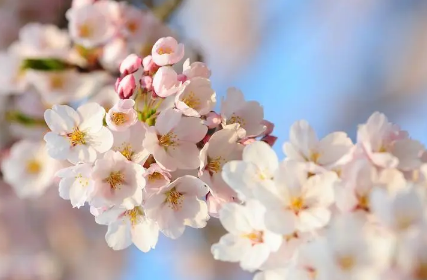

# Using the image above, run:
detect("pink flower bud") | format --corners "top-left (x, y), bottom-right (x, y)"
top-left (116, 75), bottom-right (136, 99)
top-left (143, 55), bottom-right (159, 73)
top-left (106, 99), bottom-right (137, 131)
top-left (261, 120), bottom-right (275, 136)
top-left (119, 54), bottom-right (142, 75)
top-left (140, 75), bottom-right (153, 91)
top-left (152, 37), bottom-right (184, 66)
top-left (177, 74), bottom-right (187, 83)
top-left (262, 135), bottom-right (278, 147)
top-left (204, 112), bottom-right (221, 129)
top-left (152, 66), bottom-right (180, 97)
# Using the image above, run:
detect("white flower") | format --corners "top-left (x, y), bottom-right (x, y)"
top-left (91, 151), bottom-right (146, 209)
top-left (211, 200), bottom-right (282, 272)
top-left (66, 1), bottom-right (117, 48)
top-left (199, 124), bottom-right (243, 209)
top-left (357, 112), bottom-right (424, 170)
top-left (221, 87), bottom-right (265, 137)
top-left (44, 103), bottom-right (113, 164)
top-left (182, 59), bottom-right (211, 79)
top-left (144, 163), bottom-right (171, 196)
top-left (0, 48), bottom-right (27, 94)
top-left (95, 205), bottom-right (159, 252)
top-left (175, 77), bottom-right (216, 117)
top-left (143, 108), bottom-right (207, 171)
top-left (106, 99), bottom-right (137, 131)
top-left (1, 140), bottom-right (57, 198)
top-left (56, 163), bottom-right (95, 208)
top-left (111, 121), bottom-right (149, 164)
top-left (151, 37), bottom-right (184, 66)
top-left (256, 161), bottom-right (337, 234)
top-left (144, 175), bottom-right (209, 239)
top-left (222, 141), bottom-right (278, 201)
top-left (152, 66), bottom-right (181, 97)
top-left (370, 186), bottom-right (426, 233)
top-left (283, 120), bottom-right (353, 173)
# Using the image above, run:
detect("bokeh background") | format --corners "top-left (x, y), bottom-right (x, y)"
top-left (1, 0), bottom-right (427, 279)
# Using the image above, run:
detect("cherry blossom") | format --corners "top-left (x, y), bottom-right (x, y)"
top-left (144, 163), bottom-right (171, 196)
top-left (175, 77), bottom-right (216, 117)
top-left (152, 66), bottom-right (181, 97)
top-left (144, 175), bottom-right (209, 239)
top-left (151, 37), bottom-right (184, 66)
top-left (143, 108), bottom-right (207, 171)
top-left (44, 103), bottom-right (113, 164)
top-left (110, 121), bottom-right (148, 164)
top-left (182, 59), bottom-right (211, 80)
top-left (106, 99), bottom-right (137, 131)
top-left (1, 140), bottom-right (57, 198)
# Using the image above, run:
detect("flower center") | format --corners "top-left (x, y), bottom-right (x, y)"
top-left (26, 159), bottom-right (41, 174)
top-left (357, 195), bottom-right (369, 211)
top-left (104, 171), bottom-right (125, 190)
top-left (242, 231), bottom-right (263, 245)
top-left (228, 114), bottom-right (246, 127)
top-left (337, 255), bottom-right (355, 271)
top-left (120, 144), bottom-right (134, 161)
top-left (148, 172), bottom-right (164, 182)
top-left (158, 132), bottom-right (178, 148)
top-left (414, 262), bottom-right (427, 280)
top-left (206, 156), bottom-right (223, 174)
top-left (378, 145), bottom-right (388, 153)
top-left (67, 128), bottom-right (86, 146)
top-left (283, 231), bottom-right (299, 242)
top-left (126, 21), bottom-right (138, 33)
top-left (290, 197), bottom-right (305, 213)
top-left (157, 46), bottom-right (173, 55)
top-left (79, 23), bottom-right (92, 38)
top-left (75, 173), bottom-right (90, 187)
top-left (395, 213), bottom-right (415, 230)
top-left (111, 112), bottom-right (129, 126)
top-left (182, 92), bottom-right (200, 109)
top-left (309, 151), bottom-right (321, 163)
top-left (124, 207), bottom-right (144, 226)
top-left (50, 75), bottom-right (65, 90)
top-left (165, 187), bottom-right (183, 210)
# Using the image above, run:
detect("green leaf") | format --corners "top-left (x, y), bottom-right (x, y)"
top-left (21, 58), bottom-right (71, 72)
top-left (6, 111), bottom-right (46, 127)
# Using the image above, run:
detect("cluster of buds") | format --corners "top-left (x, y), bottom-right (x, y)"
top-left (42, 36), bottom-right (276, 252)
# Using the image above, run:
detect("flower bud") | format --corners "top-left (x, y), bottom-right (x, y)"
top-left (116, 75), bottom-right (136, 99)
top-left (120, 54), bottom-right (142, 75)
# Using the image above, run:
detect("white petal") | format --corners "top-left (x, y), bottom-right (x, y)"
top-left (132, 219), bottom-right (159, 252)
top-left (155, 108), bottom-right (181, 135)
top-left (105, 221), bottom-right (133, 250)
top-left (90, 126), bottom-right (114, 153)
top-left (240, 244), bottom-right (271, 272)
top-left (77, 103), bottom-right (106, 132)
top-left (243, 141), bottom-right (279, 176)
top-left (211, 233), bottom-right (251, 262)
top-left (264, 209), bottom-right (296, 235)
top-left (219, 203), bottom-right (252, 235)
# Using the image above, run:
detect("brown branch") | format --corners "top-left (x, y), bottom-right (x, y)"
top-left (153, 0), bottom-right (185, 22)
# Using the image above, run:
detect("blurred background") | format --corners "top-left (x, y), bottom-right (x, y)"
top-left (0, 0), bottom-right (427, 279)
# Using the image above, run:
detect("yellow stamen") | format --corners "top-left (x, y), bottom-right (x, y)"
top-left (181, 92), bottom-right (200, 109)
top-left (337, 255), bottom-right (355, 271)
top-left (111, 112), bottom-right (128, 126)
top-left (357, 195), bottom-right (369, 211)
top-left (228, 114), bottom-right (246, 127)
top-left (309, 151), bottom-right (321, 163)
top-left (283, 231), bottom-right (299, 242)
top-left (120, 144), bottom-right (134, 161)
top-left (50, 75), bottom-right (65, 90)
top-left (378, 145), bottom-right (388, 153)
top-left (165, 187), bottom-right (183, 210)
top-left (159, 132), bottom-right (178, 148)
top-left (157, 46), bottom-right (173, 55)
top-left (75, 173), bottom-right (89, 187)
top-left (26, 159), bottom-right (41, 174)
top-left (103, 171), bottom-right (125, 190)
top-left (79, 23), bottom-right (92, 38)
top-left (207, 156), bottom-right (223, 174)
top-left (67, 128), bottom-right (86, 146)
top-left (242, 231), bottom-right (263, 245)
top-left (124, 207), bottom-right (144, 226)
top-left (127, 21), bottom-right (138, 33)
top-left (290, 197), bottom-right (305, 213)
top-left (148, 172), bottom-right (164, 182)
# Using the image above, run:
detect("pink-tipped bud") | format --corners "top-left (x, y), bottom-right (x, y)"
top-left (142, 55), bottom-right (159, 73)
top-left (204, 112), bottom-right (221, 129)
top-left (262, 135), bottom-right (278, 147)
top-left (116, 75), bottom-right (136, 99)
top-left (120, 54), bottom-right (142, 75)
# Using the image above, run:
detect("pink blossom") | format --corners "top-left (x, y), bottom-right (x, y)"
top-left (142, 55), bottom-right (158, 73)
top-left (144, 164), bottom-right (171, 196)
top-left (140, 76), bottom-right (153, 91)
top-left (119, 54), bottom-right (142, 75)
top-left (116, 75), bottom-right (136, 99)
top-left (183, 59), bottom-right (211, 79)
top-left (175, 78), bottom-right (216, 117)
top-left (152, 66), bottom-right (181, 97)
top-left (106, 99), bottom-right (137, 131)
top-left (151, 37), bottom-right (185, 66)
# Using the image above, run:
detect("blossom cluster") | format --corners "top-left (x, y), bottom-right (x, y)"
top-left (212, 113), bottom-right (427, 280)
top-left (41, 36), bottom-right (275, 252)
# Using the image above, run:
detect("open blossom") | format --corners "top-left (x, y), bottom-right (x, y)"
top-left (95, 205), bottom-right (159, 252)
top-left (152, 66), bottom-right (181, 97)
top-left (120, 5), bottom-right (149, 42)
top-left (221, 87), bottom-right (265, 137)
top-left (151, 37), bottom-right (184, 66)
top-left (222, 141), bottom-right (278, 201)
top-left (144, 164), bottom-right (171, 195)
top-left (357, 112), bottom-right (424, 170)
top-left (144, 175), bottom-right (209, 239)
top-left (257, 161), bottom-right (337, 234)
top-left (91, 151), bottom-right (146, 209)
top-left (175, 78), bottom-right (216, 117)
top-left (283, 120), bottom-right (353, 173)
top-left (67, 1), bottom-right (117, 48)
top-left (199, 125), bottom-right (243, 211)
top-left (111, 122), bottom-right (149, 164)
top-left (106, 99), bottom-right (137, 131)
top-left (44, 103), bottom-right (113, 164)
top-left (56, 163), bottom-right (95, 208)
top-left (211, 200), bottom-right (282, 272)
top-left (2, 140), bottom-right (57, 198)
top-left (182, 59), bottom-right (211, 80)
top-left (143, 108), bottom-right (207, 171)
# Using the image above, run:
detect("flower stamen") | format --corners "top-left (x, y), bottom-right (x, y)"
top-left (67, 128), bottom-right (86, 146)
top-left (26, 159), bottom-right (41, 174)
top-left (182, 92), bottom-right (200, 109)
top-left (104, 171), bottom-right (125, 190)
top-left (165, 187), bottom-right (183, 210)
